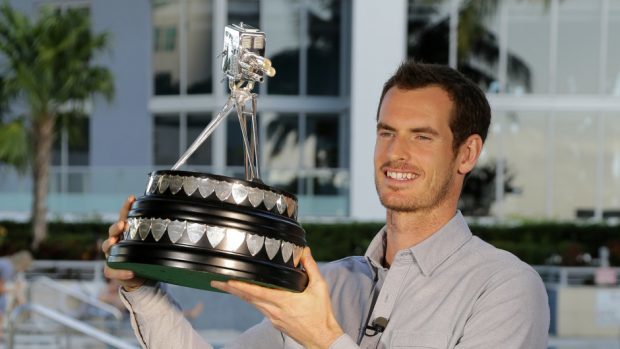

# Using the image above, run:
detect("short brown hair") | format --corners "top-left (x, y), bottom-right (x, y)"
top-left (377, 61), bottom-right (491, 152)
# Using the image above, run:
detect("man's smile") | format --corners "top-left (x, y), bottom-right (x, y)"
top-left (385, 170), bottom-right (419, 181)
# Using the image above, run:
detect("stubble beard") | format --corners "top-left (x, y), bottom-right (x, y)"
top-left (375, 172), bottom-right (453, 214)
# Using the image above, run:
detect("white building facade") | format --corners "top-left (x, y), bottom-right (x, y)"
top-left (0, 0), bottom-right (618, 223)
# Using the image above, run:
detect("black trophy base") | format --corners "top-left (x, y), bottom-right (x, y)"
top-left (107, 241), bottom-right (308, 293)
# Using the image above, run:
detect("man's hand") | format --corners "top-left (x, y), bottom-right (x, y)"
top-left (211, 247), bottom-right (344, 349)
top-left (101, 195), bottom-right (145, 292)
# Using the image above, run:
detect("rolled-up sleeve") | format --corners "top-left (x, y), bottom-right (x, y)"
top-left (120, 282), bottom-right (213, 349)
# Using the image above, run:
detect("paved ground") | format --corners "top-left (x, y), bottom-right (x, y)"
top-left (8, 279), bottom-right (620, 349)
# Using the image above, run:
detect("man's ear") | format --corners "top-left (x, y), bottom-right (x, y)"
top-left (457, 134), bottom-right (483, 175)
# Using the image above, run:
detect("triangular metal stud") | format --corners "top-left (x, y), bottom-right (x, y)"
top-left (281, 241), bottom-right (294, 263)
top-left (207, 226), bottom-right (226, 248)
top-left (138, 219), bottom-right (151, 240)
top-left (169, 175), bottom-right (183, 194)
top-left (276, 194), bottom-right (286, 214)
top-left (215, 181), bottom-right (232, 201)
top-left (246, 234), bottom-right (265, 256)
top-left (198, 178), bottom-right (215, 198)
top-left (151, 218), bottom-right (169, 241)
top-left (187, 222), bottom-right (206, 243)
top-left (224, 228), bottom-right (246, 251)
top-left (265, 237), bottom-right (280, 260)
top-left (264, 191), bottom-right (277, 210)
top-left (183, 176), bottom-right (199, 196)
top-left (158, 175), bottom-right (170, 194)
top-left (146, 175), bottom-right (159, 194)
top-left (129, 218), bottom-right (138, 239)
top-left (248, 187), bottom-right (264, 208)
top-left (167, 220), bottom-right (185, 243)
top-left (293, 245), bottom-right (304, 267)
top-left (231, 183), bottom-right (248, 204)
top-left (286, 197), bottom-right (296, 218)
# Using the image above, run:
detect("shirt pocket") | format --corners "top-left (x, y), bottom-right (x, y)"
top-left (390, 330), bottom-right (449, 348)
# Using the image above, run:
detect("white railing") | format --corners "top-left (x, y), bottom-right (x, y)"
top-left (34, 276), bottom-right (123, 320)
top-left (30, 260), bottom-right (105, 280)
top-left (0, 165), bottom-right (351, 221)
top-left (7, 303), bottom-right (137, 349)
top-left (534, 265), bottom-right (620, 286)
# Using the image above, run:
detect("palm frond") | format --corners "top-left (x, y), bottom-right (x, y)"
top-left (0, 117), bottom-right (29, 171)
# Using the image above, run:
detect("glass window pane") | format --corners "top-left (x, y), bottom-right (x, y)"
top-left (553, 112), bottom-right (597, 219)
top-left (506, 0), bottom-right (551, 94)
top-left (153, 0), bottom-right (180, 95)
top-left (307, 0), bottom-right (340, 96)
top-left (226, 117), bottom-right (245, 167)
top-left (482, 112), bottom-right (547, 218)
top-left (456, 0), bottom-right (502, 93)
top-left (51, 117), bottom-right (90, 166)
top-left (187, 0), bottom-right (213, 94)
top-left (304, 114), bottom-right (339, 168)
top-left (263, 0), bottom-right (300, 95)
top-left (608, 2), bottom-right (620, 95)
top-left (263, 112), bottom-right (299, 168)
top-left (154, 115), bottom-right (180, 165)
top-left (267, 169), bottom-right (299, 195)
top-left (407, 0), bottom-right (450, 66)
top-left (186, 113), bottom-right (212, 165)
top-left (228, 0), bottom-right (259, 27)
top-left (68, 117), bottom-right (90, 166)
top-left (604, 113), bottom-right (620, 215)
top-left (556, 0), bottom-right (601, 94)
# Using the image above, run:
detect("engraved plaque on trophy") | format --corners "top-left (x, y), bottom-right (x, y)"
top-left (107, 23), bottom-right (308, 292)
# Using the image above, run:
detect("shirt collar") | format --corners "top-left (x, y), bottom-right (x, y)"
top-left (365, 226), bottom-right (388, 274)
top-left (364, 211), bottom-right (472, 276)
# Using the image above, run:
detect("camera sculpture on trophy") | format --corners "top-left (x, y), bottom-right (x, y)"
top-left (107, 23), bottom-right (308, 292)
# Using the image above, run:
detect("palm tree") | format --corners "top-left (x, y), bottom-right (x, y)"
top-left (408, 0), bottom-right (532, 92)
top-left (0, 4), bottom-right (114, 249)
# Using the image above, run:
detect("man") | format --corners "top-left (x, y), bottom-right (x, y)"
top-left (0, 250), bottom-right (33, 340)
top-left (102, 61), bottom-right (549, 348)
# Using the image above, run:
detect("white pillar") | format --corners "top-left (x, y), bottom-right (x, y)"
top-left (349, 0), bottom-right (407, 221)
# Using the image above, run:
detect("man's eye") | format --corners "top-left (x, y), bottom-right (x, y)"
top-left (416, 135), bottom-right (432, 141)
top-left (379, 131), bottom-right (393, 138)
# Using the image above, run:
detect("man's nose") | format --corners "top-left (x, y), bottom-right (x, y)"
top-left (387, 136), bottom-right (410, 162)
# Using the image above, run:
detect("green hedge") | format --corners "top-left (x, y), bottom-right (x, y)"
top-left (0, 220), bottom-right (618, 265)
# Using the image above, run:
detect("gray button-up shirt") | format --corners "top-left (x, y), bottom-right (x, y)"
top-left (121, 212), bottom-right (549, 348)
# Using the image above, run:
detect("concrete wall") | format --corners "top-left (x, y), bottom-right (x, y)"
top-left (349, 0), bottom-right (407, 221)
top-left (90, 0), bottom-right (152, 167)
top-left (557, 286), bottom-right (620, 337)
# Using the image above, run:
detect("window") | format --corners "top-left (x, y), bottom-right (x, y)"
top-left (52, 114), bottom-right (90, 168)
top-left (154, 114), bottom-right (180, 166)
top-left (51, 116), bottom-right (90, 193)
top-left (187, 113), bottom-right (213, 165)
top-left (154, 26), bottom-right (177, 52)
top-left (153, 0), bottom-right (182, 95)
top-left (187, 0), bottom-right (214, 94)
top-left (151, 0), bottom-right (351, 217)
top-left (154, 114), bottom-right (213, 167)
top-left (408, 0), bottom-right (620, 220)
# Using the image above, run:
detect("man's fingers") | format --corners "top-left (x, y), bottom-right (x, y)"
top-left (103, 265), bottom-right (135, 280)
top-left (101, 237), bottom-right (118, 256)
top-left (108, 221), bottom-right (125, 238)
top-left (300, 247), bottom-right (321, 284)
top-left (118, 195), bottom-right (135, 222)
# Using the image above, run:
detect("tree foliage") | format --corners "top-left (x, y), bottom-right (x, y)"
top-left (0, 4), bottom-right (114, 249)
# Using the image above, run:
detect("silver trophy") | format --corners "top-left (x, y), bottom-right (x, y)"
top-left (173, 23), bottom-right (276, 181)
top-left (107, 23), bottom-right (308, 292)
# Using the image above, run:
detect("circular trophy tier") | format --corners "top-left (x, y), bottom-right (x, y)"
top-left (107, 170), bottom-right (308, 293)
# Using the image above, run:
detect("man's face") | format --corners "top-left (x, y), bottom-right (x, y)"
top-left (374, 86), bottom-right (460, 213)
